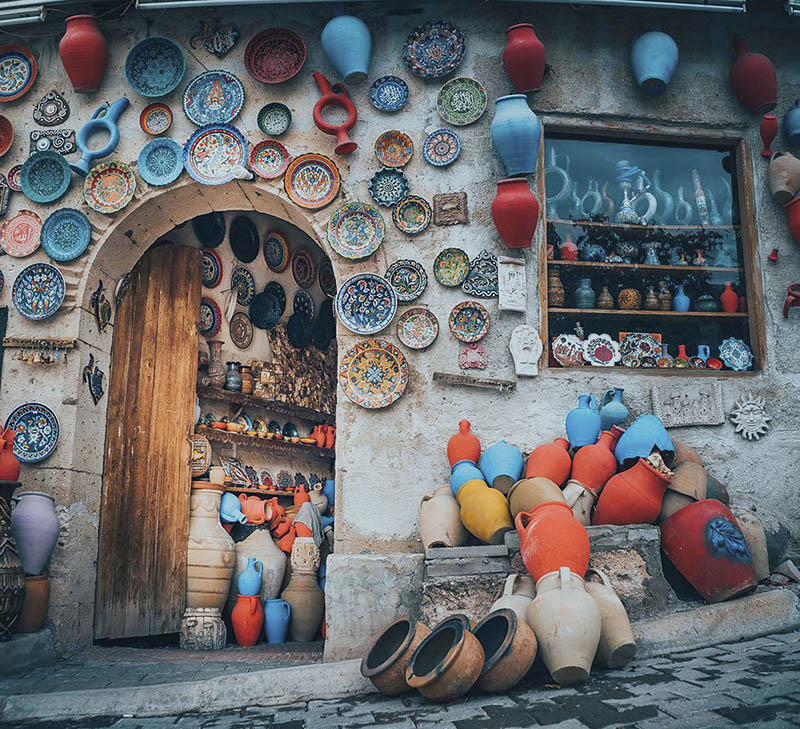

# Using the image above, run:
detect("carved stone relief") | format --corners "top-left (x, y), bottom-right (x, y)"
top-left (650, 383), bottom-right (725, 428)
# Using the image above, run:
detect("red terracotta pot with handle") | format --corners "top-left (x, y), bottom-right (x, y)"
top-left (447, 419), bottom-right (481, 467)
top-left (729, 35), bottom-right (777, 114)
top-left (571, 430), bottom-right (617, 492)
top-left (592, 457), bottom-right (670, 526)
top-left (502, 24), bottom-right (546, 93)
top-left (59, 15), bottom-right (108, 93)
top-left (525, 437), bottom-right (571, 486)
top-left (231, 594), bottom-right (264, 646)
top-left (491, 178), bottom-right (539, 249)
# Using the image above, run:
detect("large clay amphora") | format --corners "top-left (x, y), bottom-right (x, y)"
top-left (11, 492), bottom-right (59, 575)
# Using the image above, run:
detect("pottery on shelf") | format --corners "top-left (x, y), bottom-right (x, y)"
top-left (479, 441), bottom-right (524, 494)
top-left (473, 608), bottom-right (538, 692)
top-left (721, 282), bottom-right (738, 313)
top-left (321, 15), bottom-right (371, 84)
top-left (573, 277), bottom-right (595, 309)
top-left (219, 492), bottom-right (247, 524)
top-left (0, 481), bottom-right (25, 640)
top-left (447, 419), bottom-right (481, 467)
top-left (13, 574), bottom-right (50, 634)
top-left (231, 594), bottom-right (263, 646)
top-left (59, 15), bottom-right (108, 93)
top-left (490, 573), bottom-right (536, 625)
top-left (11, 492), bottom-right (59, 575)
top-left (361, 618), bottom-right (431, 696)
top-left (456, 480), bottom-right (513, 545)
top-left (525, 438), bottom-right (572, 487)
top-left (491, 178), bottom-right (539, 249)
top-left (630, 30), bottom-right (678, 96)
top-left (729, 36), bottom-right (776, 114)
top-left (547, 268), bottom-right (565, 307)
top-left (206, 340), bottom-right (225, 388)
top-left (490, 95), bottom-right (541, 177)
top-left (223, 361), bottom-right (242, 392)
top-left (264, 598), bottom-right (291, 644)
top-left (419, 486), bottom-right (468, 549)
top-left (584, 568), bottom-right (636, 669)
top-left (593, 456), bottom-right (671, 526)
top-left (507, 477), bottom-right (565, 519)
top-left (503, 24), bottom-right (546, 93)
top-left (596, 285), bottom-right (614, 309)
top-left (767, 152), bottom-right (800, 205)
top-left (566, 394), bottom-right (601, 449)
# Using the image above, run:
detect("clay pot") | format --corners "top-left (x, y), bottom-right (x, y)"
top-left (561, 479), bottom-right (597, 526)
top-left (786, 196), bottom-right (800, 245)
top-left (281, 571), bottom-right (324, 641)
top-left (309, 482), bottom-right (328, 513)
top-left (767, 152), bottom-right (800, 204)
top-left (293, 488), bottom-right (310, 506)
top-left (419, 486), bottom-right (468, 549)
top-left (361, 618), bottom-right (431, 696)
top-left (659, 490), bottom-right (695, 521)
top-left (617, 287), bottom-right (642, 310)
top-left (733, 509), bottom-right (770, 582)
top-left (526, 568), bottom-right (601, 685)
top-left (227, 525), bottom-right (286, 615)
top-left (720, 282), bottom-right (738, 313)
top-left (457, 480), bottom-right (513, 545)
top-left (473, 608), bottom-right (538, 692)
top-left (240, 366), bottom-right (254, 395)
top-left (479, 441), bottom-right (524, 493)
top-left (525, 438), bottom-right (572, 486)
top-left (570, 430), bottom-right (617, 492)
top-left (447, 419), bottom-right (481, 467)
top-left (706, 473), bottom-right (730, 505)
top-left (584, 568), bottom-right (635, 669)
top-left (11, 492), bottom-right (60, 576)
top-left (503, 24), bottom-right (545, 93)
top-left (547, 268), bottom-right (565, 307)
top-left (0, 430), bottom-right (20, 481)
top-left (515, 502), bottom-right (590, 581)
top-left (490, 574), bottom-right (536, 625)
top-left (59, 15), bottom-right (108, 93)
top-left (206, 340), bottom-right (226, 387)
top-left (507, 477), bottom-right (564, 519)
top-left (672, 440), bottom-right (703, 466)
top-left (13, 574), bottom-right (48, 634)
top-left (405, 614), bottom-right (485, 702)
top-left (325, 426), bottom-right (336, 450)
top-left (729, 36), bottom-right (777, 114)
top-left (238, 494), bottom-right (271, 525)
top-left (593, 457), bottom-right (670, 526)
top-left (670, 462), bottom-right (707, 500)
top-left (231, 594), bottom-right (264, 646)
top-left (491, 178), bottom-right (539, 249)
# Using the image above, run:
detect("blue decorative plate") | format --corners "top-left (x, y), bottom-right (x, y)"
top-left (0, 45), bottom-right (37, 102)
top-left (12, 262), bottom-right (65, 320)
top-left (20, 151), bottom-right (71, 204)
top-left (137, 137), bottom-right (183, 186)
top-left (719, 337), bottom-right (753, 371)
top-left (4, 402), bottom-right (59, 463)
top-left (263, 231), bottom-right (289, 272)
top-left (40, 208), bottom-right (91, 262)
top-left (335, 272), bottom-right (397, 335)
top-left (183, 124), bottom-right (247, 186)
top-left (201, 249), bottom-right (223, 288)
top-left (402, 20), bottom-right (466, 79)
top-left (369, 76), bottom-right (409, 112)
top-left (231, 266), bottom-right (255, 305)
top-left (183, 70), bottom-right (244, 126)
top-left (423, 128), bottom-right (461, 167)
top-left (368, 168), bottom-right (409, 207)
top-left (125, 37), bottom-right (186, 98)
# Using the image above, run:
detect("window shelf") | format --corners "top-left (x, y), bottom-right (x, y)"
top-left (548, 260), bottom-right (743, 274)
top-left (549, 218), bottom-right (740, 232)
top-left (549, 308), bottom-right (748, 318)
top-left (196, 386), bottom-right (334, 425)
top-left (197, 425), bottom-right (335, 460)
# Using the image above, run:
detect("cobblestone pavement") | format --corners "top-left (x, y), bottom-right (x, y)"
top-left (9, 630), bottom-right (800, 729)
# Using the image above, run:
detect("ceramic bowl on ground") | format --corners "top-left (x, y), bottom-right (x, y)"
top-left (257, 103), bottom-right (292, 136)
top-left (125, 37), bottom-right (186, 97)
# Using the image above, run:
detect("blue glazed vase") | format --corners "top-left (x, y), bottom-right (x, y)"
top-left (630, 30), bottom-right (678, 97)
top-left (220, 492), bottom-right (247, 524)
top-left (783, 99), bottom-right (800, 148)
top-left (322, 478), bottom-right (335, 508)
top-left (264, 598), bottom-right (291, 644)
top-left (614, 414), bottom-right (674, 466)
top-left (490, 94), bottom-right (541, 177)
top-left (565, 394), bottom-right (601, 449)
top-left (237, 557), bottom-right (263, 596)
top-left (574, 277), bottom-right (596, 309)
top-left (672, 284), bottom-right (690, 312)
top-left (321, 15), bottom-right (371, 84)
top-left (478, 441), bottom-right (524, 493)
top-left (450, 459), bottom-right (486, 496)
top-left (600, 388), bottom-right (628, 430)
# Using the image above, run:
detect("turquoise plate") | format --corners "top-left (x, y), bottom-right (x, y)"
top-left (20, 151), bottom-right (70, 204)
top-left (137, 137), bottom-right (183, 186)
top-left (40, 208), bottom-right (91, 262)
top-left (125, 37), bottom-right (186, 97)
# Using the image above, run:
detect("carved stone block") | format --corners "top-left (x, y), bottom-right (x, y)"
top-left (179, 607), bottom-right (226, 650)
top-left (433, 192), bottom-right (468, 226)
top-left (651, 382), bottom-right (724, 428)
top-left (498, 255), bottom-right (526, 312)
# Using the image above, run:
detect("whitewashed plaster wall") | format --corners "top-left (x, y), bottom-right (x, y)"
top-left (0, 0), bottom-right (797, 652)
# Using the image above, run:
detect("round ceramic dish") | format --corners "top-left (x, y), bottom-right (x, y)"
top-left (449, 300), bottom-right (490, 343)
top-left (1, 210), bottom-right (42, 257)
top-left (369, 76), bottom-right (409, 112)
top-left (249, 139), bottom-right (291, 180)
top-left (385, 259), bottom-right (427, 301)
top-left (374, 130), bottom-right (414, 168)
top-left (338, 338), bottom-right (408, 409)
top-left (229, 311), bottom-right (254, 349)
top-left (327, 201), bottom-right (385, 260)
top-left (318, 261), bottom-right (336, 297)
top-left (434, 247), bottom-right (470, 287)
top-left (199, 296), bottom-right (222, 337)
top-left (249, 291), bottom-right (281, 330)
top-left (393, 195), bottom-right (432, 235)
top-left (719, 337), bottom-right (753, 371)
top-left (182, 69), bottom-right (245, 125)
top-left (192, 211), bottom-right (225, 248)
top-left (294, 290), bottom-right (315, 320)
top-left (137, 137), bottom-right (183, 186)
top-left (402, 21), bottom-right (465, 79)
top-left (436, 77), bottom-right (487, 126)
top-left (257, 103), bottom-right (292, 136)
top-left (32, 91), bottom-right (69, 126)
top-left (83, 160), bottom-right (137, 214)
top-left (140, 103), bottom-right (173, 135)
top-left (20, 151), bottom-right (71, 204)
top-left (263, 231), bottom-right (290, 272)
top-left (368, 168), bottom-right (409, 207)
top-left (265, 281), bottom-right (286, 315)
top-left (201, 249), bottom-right (223, 288)
top-left (244, 28), bottom-right (306, 83)
top-left (12, 262), bottom-right (65, 320)
top-left (124, 37), bottom-right (185, 97)
top-left (291, 246), bottom-right (316, 289)
top-left (284, 153), bottom-right (340, 209)
top-left (397, 307), bottom-right (439, 349)
top-left (4, 402), bottom-right (59, 463)
top-left (183, 124), bottom-right (247, 186)
top-left (231, 266), bottom-right (255, 305)
top-left (0, 45), bottom-right (37, 102)
top-left (6, 164), bottom-right (22, 191)
top-left (335, 272), bottom-right (397, 335)
top-left (40, 208), bottom-right (91, 262)
top-left (0, 115), bottom-right (13, 156)
top-left (230, 216), bottom-right (259, 263)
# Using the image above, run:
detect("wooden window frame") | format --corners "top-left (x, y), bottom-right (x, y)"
top-left (536, 116), bottom-right (765, 377)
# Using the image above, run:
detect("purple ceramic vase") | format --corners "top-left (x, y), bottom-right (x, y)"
top-left (11, 492), bottom-right (59, 575)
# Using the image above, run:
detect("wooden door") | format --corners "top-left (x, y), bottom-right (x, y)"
top-left (95, 244), bottom-right (202, 639)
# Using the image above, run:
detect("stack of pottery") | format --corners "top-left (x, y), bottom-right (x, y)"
top-left (447, 419), bottom-right (481, 469)
top-left (418, 486), bottom-right (468, 549)
top-left (457, 479), bottom-right (514, 545)
top-left (525, 437), bottom-right (572, 486)
top-left (659, 461), bottom-right (706, 520)
top-left (593, 453), bottom-right (673, 526)
top-left (564, 430), bottom-right (618, 525)
top-left (507, 476), bottom-right (564, 519)
top-left (565, 395), bottom-right (601, 449)
top-left (281, 537), bottom-right (324, 641)
top-left (361, 618), bottom-right (431, 696)
top-left (613, 414), bottom-right (674, 467)
top-left (479, 441), bottom-right (524, 494)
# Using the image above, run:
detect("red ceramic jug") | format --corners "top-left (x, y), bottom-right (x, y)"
top-left (559, 235), bottom-right (578, 261)
top-left (239, 495), bottom-right (270, 525)
top-left (729, 36), bottom-right (777, 114)
top-left (231, 594), bottom-right (264, 646)
top-left (491, 178), bottom-right (539, 249)
top-left (720, 282), bottom-right (738, 314)
top-left (312, 425), bottom-right (326, 448)
top-left (502, 24), bottom-right (546, 93)
top-left (786, 196), bottom-right (800, 244)
top-left (571, 430), bottom-right (617, 492)
top-left (447, 420), bottom-right (481, 467)
top-left (59, 15), bottom-right (108, 93)
top-left (0, 429), bottom-right (20, 481)
top-left (312, 72), bottom-right (357, 155)
top-left (325, 426), bottom-right (336, 450)
top-left (783, 283), bottom-right (800, 318)
top-left (760, 114), bottom-right (778, 157)
top-left (525, 437), bottom-right (571, 487)
top-left (293, 487), bottom-right (310, 506)
top-left (592, 458), bottom-right (670, 526)
top-left (515, 502), bottom-right (590, 581)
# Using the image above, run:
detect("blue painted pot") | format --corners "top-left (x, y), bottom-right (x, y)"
top-left (321, 514), bottom-right (335, 530)
top-left (237, 557), bottom-right (263, 596)
top-left (490, 94), bottom-right (541, 177)
top-left (321, 15), bottom-right (371, 84)
top-left (565, 394), bottom-right (601, 449)
top-left (450, 459), bottom-right (486, 496)
top-left (630, 30), bottom-right (678, 97)
top-left (322, 478), bottom-right (335, 508)
top-left (673, 284), bottom-right (690, 312)
top-left (220, 492), bottom-right (247, 524)
top-left (478, 441), bottom-right (524, 494)
top-left (783, 99), bottom-right (800, 148)
top-left (615, 414), bottom-right (674, 466)
top-left (600, 388), bottom-right (628, 431)
top-left (264, 598), bottom-right (291, 644)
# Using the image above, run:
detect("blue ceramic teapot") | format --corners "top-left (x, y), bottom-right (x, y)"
top-left (566, 394), bottom-right (601, 449)
top-left (220, 492), bottom-right (247, 524)
top-left (237, 558), bottom-right (263, 596)
top-left (600, 388), bottom-right (628, 430)
top-left (614, 414), bottom-right (674, 466)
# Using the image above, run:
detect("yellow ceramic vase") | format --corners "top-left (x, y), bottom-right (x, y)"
top-left (456, 480), bottom-right (513, 545)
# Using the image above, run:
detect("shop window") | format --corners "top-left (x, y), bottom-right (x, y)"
top-left (542, 130), bottom-right (764, 373)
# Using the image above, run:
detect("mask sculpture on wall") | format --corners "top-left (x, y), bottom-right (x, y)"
top-left (730, 392), bottom-right (771, 441)
top-left (510, 325), bottom-right (543, 377)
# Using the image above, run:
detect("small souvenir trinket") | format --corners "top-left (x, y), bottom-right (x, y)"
top-left (730, 392), bottom-right (771, 441)
top-left (459, 342), bottom-right (487, 370)
top-left (82, 353), bottom-right (105, 405)
top-left (91, 280), bottom-right (112, 332)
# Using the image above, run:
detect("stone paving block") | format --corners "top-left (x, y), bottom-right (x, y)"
top-left (716, 701), bottom-right (800, 725)
top-left (670, 667), bottom-right (718, 684)
top-left (641, 709), bottom-right (735, 728)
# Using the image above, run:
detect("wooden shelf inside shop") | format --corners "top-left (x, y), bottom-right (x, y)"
top-left (548, 218), bottom-right (740, 232)
top-left (550, 366), bottom-right (756, 377)
top-left (196, 386), bottom-right (335, 425)
top-left (222, 485), bottom-right (294, 497)
top-left (547, 260), bottom-right (743, 274)
top-left (549, 308), bottom-right (748, 318)
top-left (197, 425), bottom-right (335, 460)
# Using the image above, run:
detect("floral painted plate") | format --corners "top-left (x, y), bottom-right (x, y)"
top-left (40, 208), bottom-right (91, 262)
top-left (249, 139), bottom-right (291, 180)
top-left (551, 333), bottom-right (585, 367)
top-left (1, 210), bottom-right (42, 257)
top-left (374, 130), bottom-right (413, 168)
top-left (422, 128), bottom-right (461, 167)
top-left (437, 77), bottom-right (487, 126)
top-left (393, 195), bottom-right (432, 235)
top-left (338, 338), bottom-right (409, 409)
top-left (294, 290), bottom-right (315, 320)
top-left (201, 249), bottom-right (223, 288)
top-left (326, 201), bottom-right (385, 260)
top-left (244, 28), bottom-right (306, 83)
top-left (291, 246), bottom-right (316, 289)
top-left (140, 102), bottom-right (173, 135)
top-left (137, 137), bottom-right (183, 186)
top-left (7, 164), bottom-right (22, 191)
top-left (12, 262), bottom-right (65, 320)
top-left (369, 76), bottom-right (409, 112)
top-left (184, 124), bottom-right (247, 186)
top-left (449, 300), bottom-right (490, 343)
top-left (433, 247), bottom-right (470, 286)
top-left (183, 70), bottom-right (244, 125)
top-left (257, 102), bottom-right (292, 136)
top-left (719, 337), bottom-right (753, 371)
top-left (368, 168), bottom-right (409, 207)
top-left (4, 403), bottom-right (59, 463)
top-left (385, 259), bottom-right (427, 301)
top-left (229, 311), bottom-right (254, 349)
top-left (231, 266), bottom-right (255, 305)
top-left (583, 333), bottom-right (622, 367)
top-left (402, 21), bottom-right (465, 79)
top-left (199, 296), bottom-right (222, 337)
top-left (20, 151), bottom-right (71, 204)
top-left (397, 307), bottom-right (438, 349)
top-left (318, 261), bottom-right (336, 297)
top-left (335, 272), bottom-right (397, 335)
top-left (284, 153), bottom-right (340, 209)
top-left (620, 332), bottom-right (662, 359)
top-left (263, 231), bottom-right (289, 272)
top-left (265, 281), bottom-right (286, 316)
top-left (125, 37), bottom-right (185, 97)
top-left (0, 46), bottom-right (37, 102)
top-left (461, 249), bottom-right (498, 298)
top-left (84, 161), bottom-right (137, 214)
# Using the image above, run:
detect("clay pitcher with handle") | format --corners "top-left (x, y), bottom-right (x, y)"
top-left (490, 573), bottom-right (536, 626)
top-left (418, 486), bottom-right (467, 549)
top-left (584, 568), bottom-right (636, 669)
top-left (767, 151), bottom-right (800, 204)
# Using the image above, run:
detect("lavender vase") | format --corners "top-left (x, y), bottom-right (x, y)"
top-left (11, 492), bottom-right (59, 575)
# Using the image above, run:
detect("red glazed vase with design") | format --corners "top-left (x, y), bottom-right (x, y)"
top-left (491, 179), bottom-right (539, 249)
top-left (720, 282), bottom-right (738, 313)
top-left (525, 438), bottom-right (571, 487)
top-left (571, 430), bottom-right (617, 493)
top-left (503, 24), bottom-right (546, 93)
top-left (231, 594), bottom-right (264, 646)
top-left (592, 458), bottom-right (670, 526)
top-left (729, 36), bottom-right (777, 115)
top-left (559, 235), bottom-right (578, 261)
top-left (447, 420), bottom-right (481, 467)
top-left (59, 15), bottom-right (108, 93)
top-left (760, 114), bottom-right (778, 157)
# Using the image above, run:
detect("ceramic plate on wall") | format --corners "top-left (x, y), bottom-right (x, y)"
top-left (393, 195), bottom-right (432, 235)
top-left (1, 210), bottom-right (42, 257)
top-left (125, 37), bottom-right (185, 97)
top-left (433, 247), bottom-right (470, 286)
top-left (183, 124), bottom-right (247, 186)
top-left (293, 290), bottom-right (314, 320)
top-left (436, 77), bottom-right (487, 126)
top-left (244, 28), bottom-right (306, 83)
top-left (192, 211), bottom-right (226, 248)
top-left (374, 130), bottom-right (414, 168)
top-left (422, 128), bottom-right (461, 167)
top-left (140, 103), bottom-right (173, 135)
top-left (249, 291), bottom-right (281, 330)
top-left (0, 45), bottom-right (37, 102)
top-left (7, 164), bottom-right (21, 191)
top-left (317, 261), bottom-right (336, 298)
top-left (335, 272), bottom-right (397, 335)
top-left (402, 21), bottom-right (465, 79)
top-left (291, 246), bottom-right (316, 289)
top-left (182, 70), bottom-right (245, 125)
top-left (83, 161), bottom-right (137, 214)
top-left (12, 262), bottom-right (65, 320)
top-left (199, 296), bottom-right (222, 337)
top-left (385, 259), bottom-right (427, 302)
top-left (201, 249), bottom-right (223, 288)
top-left (257, 103), bottom-right (292, 136)
top-left (551, 333), bottom-right (585, 367)
top-left (249, 139), bottom-right (291, 179)
top-left (4, 402), bottom-right (59, 463)
top-left (137, 137), bottom-right (183, 186)
top-left (338, 338), bottom-right (409, 409)
top-left (263, 231), bottom-right (289, 272)
top-left (369, 76), bottom-right (409, 112)
top-left (229, 215), bottom-right (259, 263)
top-left (719, 337), bottom-right (753, 371)
top-left (231, 266), bottom-right (255, 305)
top-left (449, 300), bottom-right (490, 343)
top-left (265, 281), bottom-right (286, 315)
top-left (20, 151), bottom-right (71, 204)
top-left (284, 153), bottom-right (340, 209)
top-left (583, 333), bottom-right (622, 367)
top-left (461, 249), bottom-right (498, 298)
top-left (397, 307), bottom-right (439, 349)
top-left (327, 201), bottom-right (385, 260)
top-left (368, 168), bottom-right (409, 207)
top-left (40, 208), bottom-right (91, 262)
top-left (229, 311), bottom-right (254, 349)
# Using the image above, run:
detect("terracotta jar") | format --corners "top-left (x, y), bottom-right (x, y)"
top-left (526, 568), bottom-right (601, 685)
top-left (457, 480), bottom-right (513, 545)
top-left (0, 429), bottom-right (20, 481)
top-left (13, 575), bottom-right (50, 633)
top-left (418, 486), bottom-right (468, 549)
top-left (720, 282), bottom-right (739, 314)
top-left (473, 608), bottom-right (538, 692)
top-left (492, 178), bottom-right (539, 249)
top-left (507, 477), bottom-right (564, 519)
top-left (670, 462), bottom-right (707, 500)
top-left (293, 487), bottom-right (310, 506)
top-left (660, 499), bottom-right (758, 603)
top-left (672, 439), bottom-right (703, 466)
top-left (706, 474), bottom-right (730, 505)
top-left (206, 340), bottom-right (226, 387)
top-left (186, 485), bottom-right (235, 611)
top-left (659, 490), bottom-right (695, 521)
top-left (525, 438), bottom-right (571, 486)
top-left (515, 502), bottom-right (590, 581)
top-left (733, 509), bottom-right (769, 582)
top-left (584, 568), bottom-right (635, 669)
top-left (729, 35), bottom-right (777, 114)
top-left (10, 492), bottom-right (60, 575)
top-left (238, 494), bottom-right (271, 525)
top-left (281, 571), bottom-right (324, 641)
top-left (227, 524), bottom-right (286, 615)
top-left (59, 15), bottom-right (108, 93)
top-left (405, 614), bottom-right (485, 702)
top-left (447, 419), bottom-right (481, 467)
top-left (361, 618), bottom-right (431, 696)
top-left (593, 457), bottom-right (670, 526)
top-left (503, 24), bottom-right (546, 93)
top-left (559, 235), bottom-right (578, 261)
top-left (0, 481), bottom-right (25, 639)
top-left (571, 430), bottom-right (617, 492)
top-left (231, 594), bottom-right (264, 646)
top-left (547, 268), bottom-right (565, 307)
top-left (768, 151), bottom-right (800, 204)
top-left (561, 479), bottom-right (597, 526)
top-left (490, 573), bottom-right (536, 625)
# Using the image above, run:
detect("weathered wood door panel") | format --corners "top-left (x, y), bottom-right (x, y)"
top-left (95, 244), bottom-right (202, 639)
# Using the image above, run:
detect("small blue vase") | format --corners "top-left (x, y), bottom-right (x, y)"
top-left (614, 414), bottom-right (674, 466)
top-left (220, 492), bottom-right (247, 524)
top-left (450, 459), bottom-right (485, 496)
top-left (491, 94), bottom-right (541, 176)
top-left (264, 598), bottom-right (291, 644)
top-left (600, 388), bottom-right (628, 430)
top-left (237, 558), bottom-right (263, 596)
top-left (566, 394), bottom-right (601, 449)
top-left (673, 284), bottom-right (690, 312)
top-left (574, 277), bottom-right (596, 309)
top-left (321, 15), bottom-right (371, 84)
top-left (783, 99), bottom-right (800, 149)
top-left (478, 441), bottom-right (524, 493)
top-left (322, 479), bottom-right (335, 508)
top-left (630, 30), bottom-right (678, 97)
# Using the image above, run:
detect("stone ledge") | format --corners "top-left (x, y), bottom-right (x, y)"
top-left (1, 630), bottom-right (57, 676)
top-left (425, 556), bottom-right (511, 578)
top-left (425, 545), bottom-right (509, 560)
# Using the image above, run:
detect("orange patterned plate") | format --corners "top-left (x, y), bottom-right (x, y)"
top-left (338, 338), bottom-right (408, 409)
top-left (284, 153), bottom-right (340, 210)
top-left (83, 160), bottom-right (137, 214)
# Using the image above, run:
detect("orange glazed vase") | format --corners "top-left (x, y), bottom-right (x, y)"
top-left (525, 437), bottom-right (572, 486)
top-left (515, 502), bottom-right (590, 581)
top-left (571, 430), bottom-right (617, 492)
top-left (447, 420), bottom-right (481, 466)
top-left (231, 594), bottom-right (264, 646)
top-left (593, 458), bottom-right (670, 526)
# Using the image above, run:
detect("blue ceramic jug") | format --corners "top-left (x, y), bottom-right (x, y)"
top-left (220, 492), bottom-right (247, 524)
top-left (237, 558), bottom-right (263, 596)
top-left (450, 459), bottom-right (485, 496)
top-left (630, 30), bottom-right (678, 97)
top-left (614, 414), bottom-right (674, 466)
top-left (491, 94), bottom-right (541, 177)
top-left (673, 284), bottom-right (690, 312)
top-left (478, 441), bottom-right (524, 493)
top-left (566, 394), bottom-right (601, 449)
top-left (783, 99), bottom-right (800, 149)
top-left (321, 15), bottom-right (371, 84)
top-left (600, 388), bottom-right (628, 430)
top-left (71, 97), bottom-right (130, 177)
top-left (574, 278), bottom-right (596, 308)
top-left (322, 478), bottom-right (335, 508)
top-left (264, 598), bottom-right (291, 644)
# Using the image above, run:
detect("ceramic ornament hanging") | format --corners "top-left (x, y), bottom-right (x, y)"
top-left (509, 325), bottom-right (542, 377)
top-left (730, 392), bottom-right (771, 441)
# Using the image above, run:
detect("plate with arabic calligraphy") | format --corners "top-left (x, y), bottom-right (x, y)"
top-left (374, 130), bottom-right (413, 168)
top-left (369, 76), bottom-right (409, 112)
top-left (244, 28), bottom-right (306, 83)
top-left (183, 70), bottom-right (244, 125)
top-left (0, 45), bottom-right (37, 102)
top-left (83, 161), bottom-right (137, 214)
top-left (385, 259), bottom-right (427, 301)
top-left (436, 77), bottom-right (487, 126)
top-left (184, 124), bottom-right (247, 186)
top-left (433, 247), bottom-right (470, 287)
top-left (12, 262), bottom-right (64, 321)
top-left (335, 272), bottom-right (397, 335)
top-left (1, 210), bottom-right (41, 257)
top-left (397, 307), bottom-right (438, 349)
top-left (327, 201), bottom-right (385, 260)
top-left (449, 300), bottom-right (490, 343)
top-left (339, 338), bottom-right (409, 409)
top-left (249, 139), bottom-right (291, 180)
top-left (284, 153), bottom-right (340, 209)
top-left (393, 195), bottom-right (432, 235)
